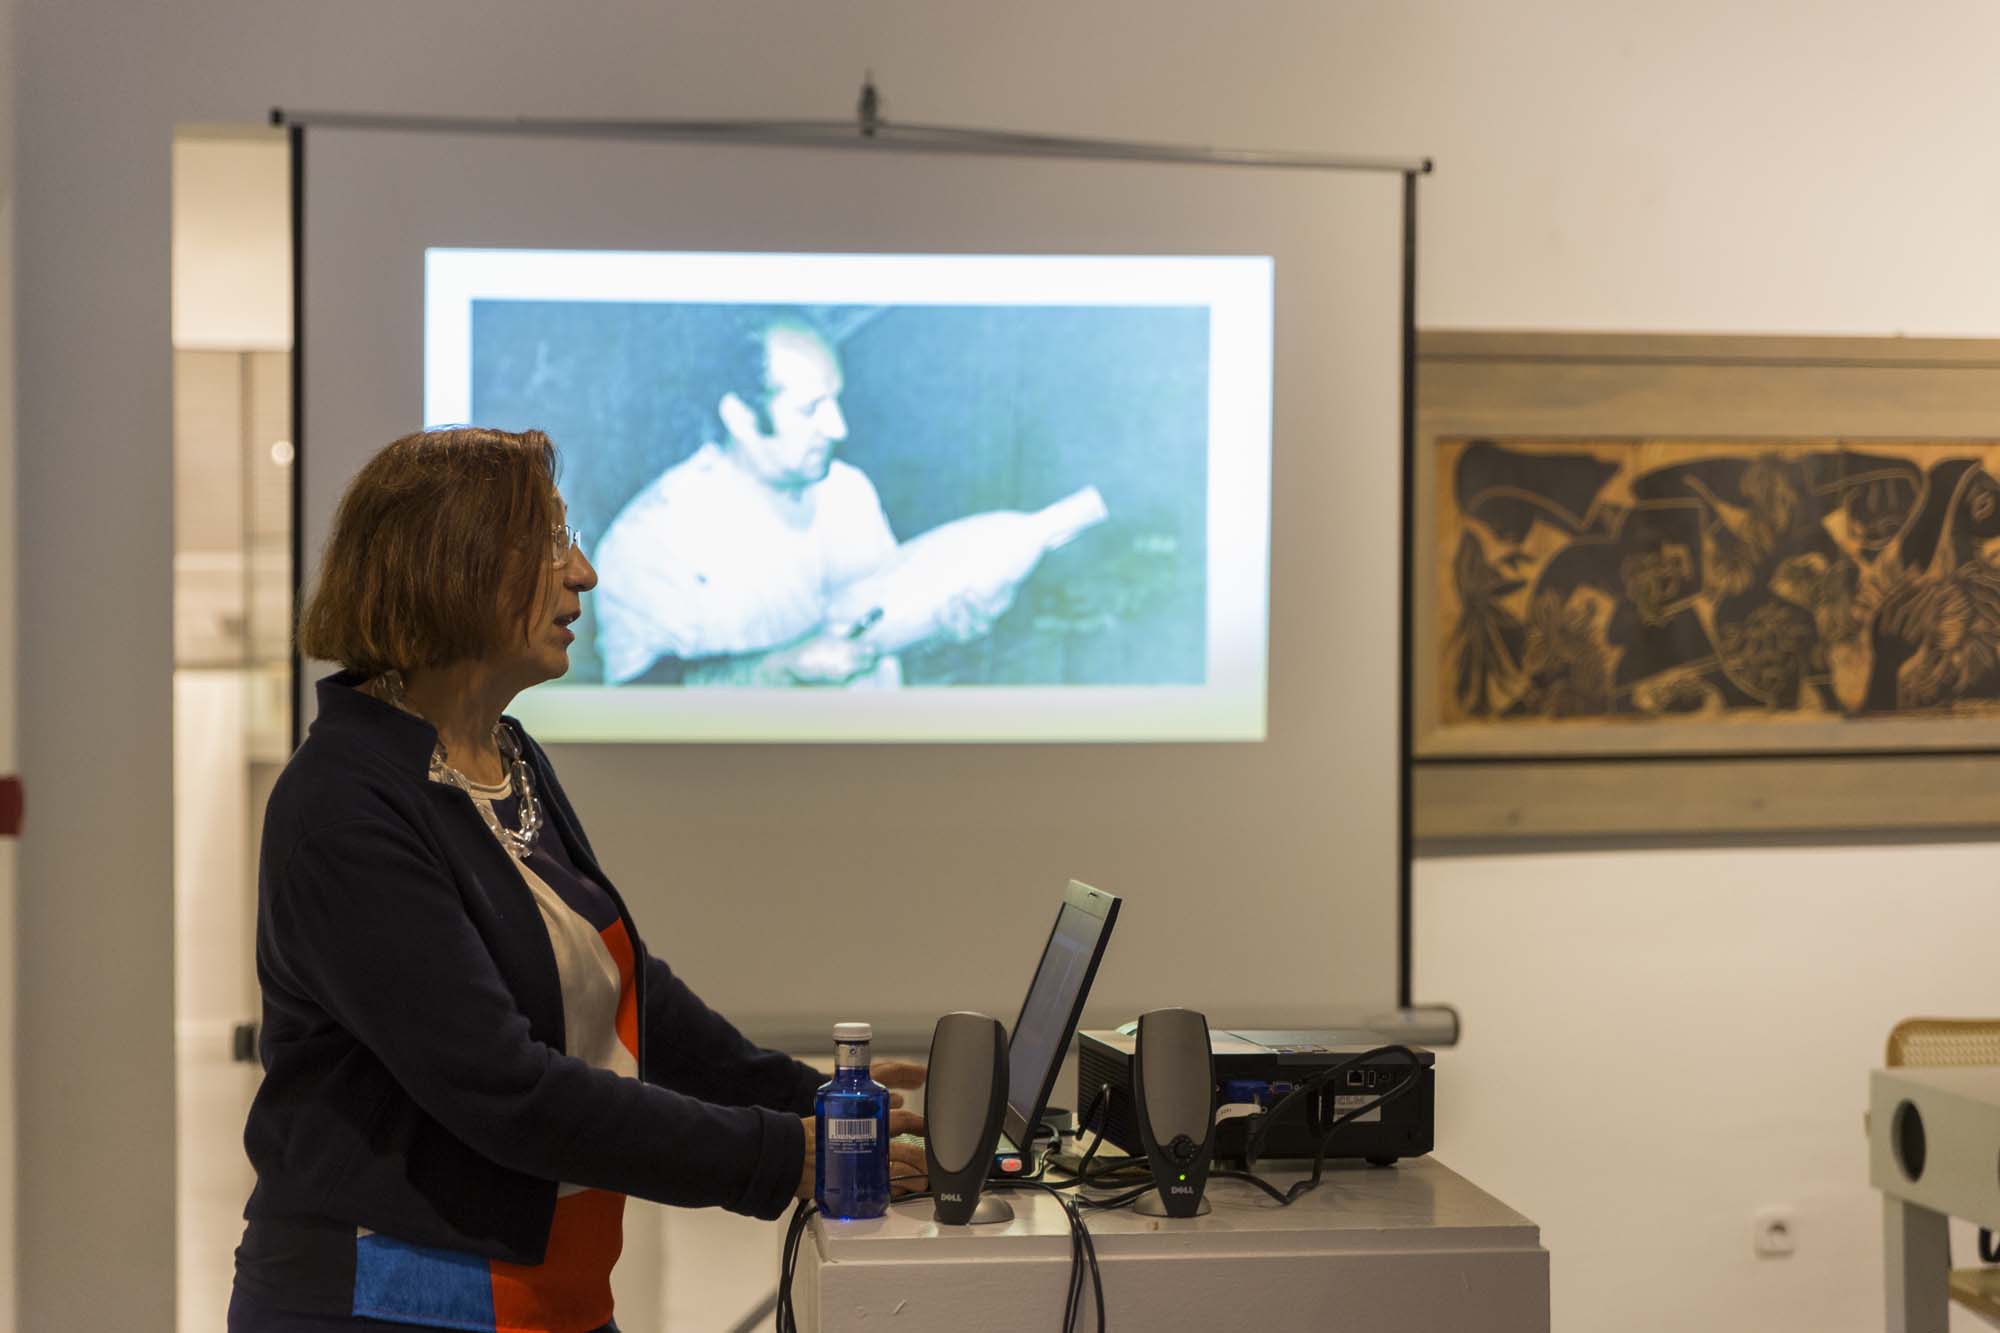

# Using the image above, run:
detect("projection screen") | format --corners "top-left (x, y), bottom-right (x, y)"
top-left (299, 124), bottom-right (1406, 1040)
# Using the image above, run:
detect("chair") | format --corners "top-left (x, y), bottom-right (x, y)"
top-left (1886, 1018), bottom-right (2000, 1325)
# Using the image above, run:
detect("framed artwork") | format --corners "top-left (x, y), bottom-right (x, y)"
top-left (1412, 333), bottom-right (2000, 840)
top-left (1436, 436), bottom-right (2000, 744)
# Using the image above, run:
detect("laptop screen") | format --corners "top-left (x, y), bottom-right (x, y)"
top-left (1003, 880), bottom-right (1121, 1152)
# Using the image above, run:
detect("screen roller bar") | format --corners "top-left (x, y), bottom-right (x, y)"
top-left (269, 107), bottom-right (1431, 176)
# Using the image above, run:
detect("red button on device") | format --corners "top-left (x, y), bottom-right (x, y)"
top-left (1000, 1157), bottom-right (1021, 1174)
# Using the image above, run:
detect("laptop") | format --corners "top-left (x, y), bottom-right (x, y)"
top-left (988, 879), bottom-right (1122, 1179)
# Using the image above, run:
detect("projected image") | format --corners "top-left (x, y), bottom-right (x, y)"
top-left (477, 301), bottom-right (1200, 689)
top-left (427, 251), bottom-right (1271, 741)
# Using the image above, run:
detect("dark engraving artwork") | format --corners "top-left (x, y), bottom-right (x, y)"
top-left (1438, 439), bottom-right (2000, 727)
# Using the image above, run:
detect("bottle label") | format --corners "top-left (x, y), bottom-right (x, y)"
top-left (827, 1118), bottom-right (879, 1150)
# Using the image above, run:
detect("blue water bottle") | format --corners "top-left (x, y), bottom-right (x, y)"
top-left (815, 1021), bottom-right (891, 1219)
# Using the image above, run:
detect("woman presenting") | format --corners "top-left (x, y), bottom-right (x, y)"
top-left (228, 427), bottom-right (926, 1333)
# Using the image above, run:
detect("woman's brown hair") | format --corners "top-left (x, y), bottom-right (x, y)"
top-left (298, 427), bottom-right (560, 674)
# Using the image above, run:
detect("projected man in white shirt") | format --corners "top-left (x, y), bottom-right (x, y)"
top-left (592, 318), bottom-right (916, 686)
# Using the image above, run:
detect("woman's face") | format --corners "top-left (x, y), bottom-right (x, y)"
top-left (500, 492), bottom-right (597, 688)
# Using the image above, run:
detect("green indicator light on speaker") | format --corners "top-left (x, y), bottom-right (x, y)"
top-left (1179, 1173), bottom-right (1186, 1181)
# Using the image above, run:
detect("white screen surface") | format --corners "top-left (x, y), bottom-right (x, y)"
top-left (423, 247), bottom-right (1272, 742)
top-left (302, 128), bottom-right (1403, 1033)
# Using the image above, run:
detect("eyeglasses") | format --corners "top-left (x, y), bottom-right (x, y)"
top-left (551, 522), bottom-right (581, 567)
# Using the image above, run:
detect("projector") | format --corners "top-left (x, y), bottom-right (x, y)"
top-left (1077, 1028), bottom-right (1436, 1167)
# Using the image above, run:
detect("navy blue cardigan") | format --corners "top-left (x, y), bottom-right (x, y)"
top-left (239, 673), bottom-right (822, 1268)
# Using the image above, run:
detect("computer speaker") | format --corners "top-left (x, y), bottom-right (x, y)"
top-left (924, 1011), bottom-right (1013, 1225)
top-left (1132, 1007), bottom-right (1215, 1217)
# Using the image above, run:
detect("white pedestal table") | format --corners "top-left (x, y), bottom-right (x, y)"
top-left (796, 1156), bottom-right (1549, 1332)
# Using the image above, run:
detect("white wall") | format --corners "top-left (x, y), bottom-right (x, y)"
top-left (171, 133), bottom-right (290, 352)
top-left (1407, 3), bottom-right (2000, 336)
top-left (1419, 845), bottom-right (2000, 1333)
top-left (171, 675), bottom-right (259, 1333)
top-left (15, 1), bottom-right (2000, 1328)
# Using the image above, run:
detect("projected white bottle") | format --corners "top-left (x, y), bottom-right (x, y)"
top-left (828, 485), bottom-right (1110, 653)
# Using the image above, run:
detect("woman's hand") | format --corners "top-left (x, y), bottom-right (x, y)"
top-left (873, 1059), bottom-right (928, 1110)
top-left (796, 1106), bottom-right (930, 1201)
top-left (796, 1115), bottom-right (815, 1201)
top-left (887, 1108), bottom-right (929, 1198)
top-left (877, 1061), bottom-right (931, 1196)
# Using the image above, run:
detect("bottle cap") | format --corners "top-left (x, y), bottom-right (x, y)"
top-left (832, 1022), bottom-right (873, 1042)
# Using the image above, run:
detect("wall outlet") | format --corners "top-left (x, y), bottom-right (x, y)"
top-left (1752, 1206), bottom-right (1798, 1258)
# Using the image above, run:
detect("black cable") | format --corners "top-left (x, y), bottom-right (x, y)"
top-left (1065, 1212), bottom-right (1082, 1333)
top-left (993, 1179), bottom-right (1103, 1333)
top-left (1063, 1189), bottom-right (1104, 1332)
top-left (1076, 1181), bottom-right (1156, 1212)
top-left (1072, 1082), bottom-right (1112, 1177)
top-left (1056, 1047), bottom-right (1428, 1216)
top-left (776, 1189), bottom-right (935, 1333)
top-left (1077, 1201), bottom-right (1104, 1329)
top-left (1209, 1167), bottom-right (1295, 1205)
top-left (774, 1198), bottom-right (816, 1333)
top-left (1024, 1183), bottom-right (1081, 1333)
top-left (1039, 1082), bottom-right (1150, 1192)
top-left (1066, 1199), bottom-right (1085, 1333)
top-left (780, 1051), bottom-right (1430, 1328)
top-left (1041, 1155), bottom-right (1152, 1191)
top-left (1242, 1044), bottom-right (1409, 1168)
top-left (1075, 1046), bottom-right (1431, 1215)
top-left (779, 1181), bottom-right (1103, 1332)
top-left (1228, 1044), bottom-right (1424, 1206)
top-left (998, 1182), bottom-right (1085, 1332)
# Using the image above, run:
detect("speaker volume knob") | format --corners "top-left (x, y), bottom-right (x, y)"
top-left (1169, 1133), bottom-right (1198, 1165)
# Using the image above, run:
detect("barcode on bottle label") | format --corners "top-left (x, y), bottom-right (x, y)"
top-left (828, 1118), bottom-right (878, 1145)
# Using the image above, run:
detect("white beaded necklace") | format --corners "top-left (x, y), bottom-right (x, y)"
top-left (371, 671), bottom-right (544, 858)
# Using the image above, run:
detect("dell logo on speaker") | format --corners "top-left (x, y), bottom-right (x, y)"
top-left (1170, 1185), bottom-right (1194, 1195)
top-left (940, 1192), bottom-right (964, 1202)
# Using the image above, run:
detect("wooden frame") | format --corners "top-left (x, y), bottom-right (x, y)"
top-left (1413, 331), bottom-right (2000, 841)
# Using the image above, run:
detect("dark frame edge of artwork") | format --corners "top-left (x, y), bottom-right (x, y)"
top-left (1411, 330), bottom-right (2000, 843)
